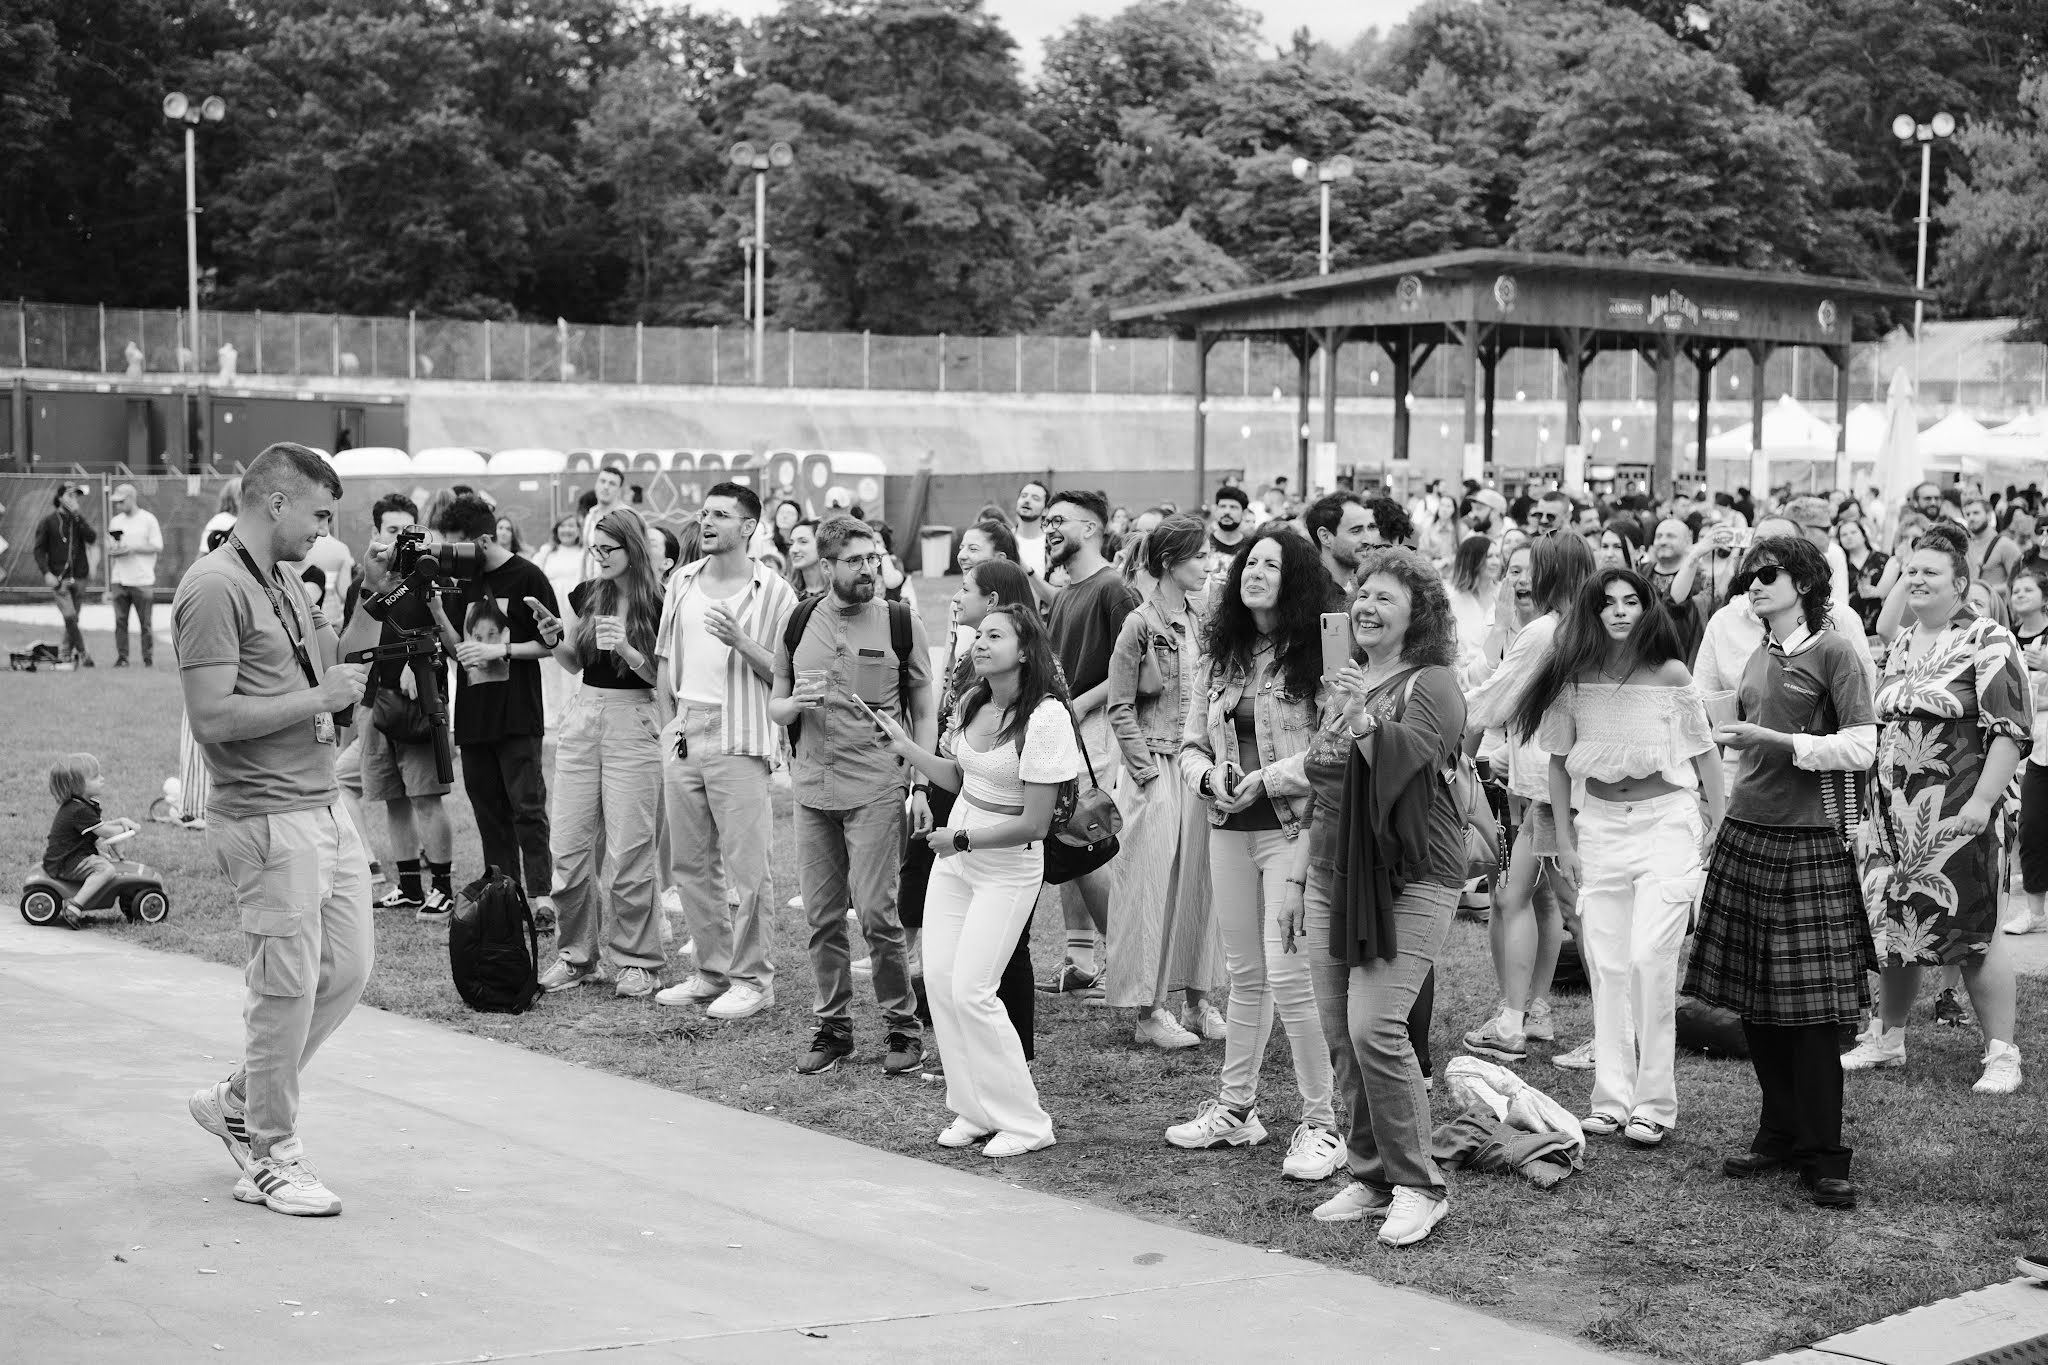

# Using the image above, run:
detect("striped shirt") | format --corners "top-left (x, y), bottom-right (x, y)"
top-left (655, 558), bottom-right (797, 758)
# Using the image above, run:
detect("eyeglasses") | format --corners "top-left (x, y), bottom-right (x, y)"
top-left (589, 543), bottom-right (623, 559)
top-left (832, 553), bottom-right (884, 568)
top-left (1527, 509), bottom-right (1562, 526)
top-left (1042, 515), bottom-right (1095, 531)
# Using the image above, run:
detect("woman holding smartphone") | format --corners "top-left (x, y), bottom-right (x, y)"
top-left (869, 605), bottom-right (1078, 1158)
top-left (527, 507), bottom-right (668, 999)
top-left (1167, 528), bottom-right (1340, 1182)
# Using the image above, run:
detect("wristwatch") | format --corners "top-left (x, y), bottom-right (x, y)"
top-left (952, 829), bottom-right (971, 853)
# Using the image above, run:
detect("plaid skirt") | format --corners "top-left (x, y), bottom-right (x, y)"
top-left (1684, 818), bottom-right (1877, 1028)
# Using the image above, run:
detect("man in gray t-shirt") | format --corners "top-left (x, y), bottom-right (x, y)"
top-left (174, 443), bottom-right (379, 1219)
top-left (770, 516), bottom-right (934, 1077)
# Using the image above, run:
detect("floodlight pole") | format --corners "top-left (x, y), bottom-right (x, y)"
top-left (753, 165), bottom-right (767, 385)
top-left (1894, 112), bottom-right (1953, 389)
top-left (183, 124), bottom-right (200, 367)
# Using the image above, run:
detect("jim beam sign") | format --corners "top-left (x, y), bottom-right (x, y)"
top-left (1608, 289), bottom-right (1741, 330)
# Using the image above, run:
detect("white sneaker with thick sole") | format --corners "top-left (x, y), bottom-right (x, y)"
top-left (1135, 1008), bottom-right (1201, 1050)
top-left (1523, 999), bottom-right (1556, 1042)
top-left (983, 1132), bottom-right (1056, 1158)
top-left (1840, 1027), bottom-right (1907, 1071)
top-left (1551, 1040), bottom-right (1596, 1071)
top-left (1462, 1012), bottom-right (1527, 1062)
top-left (936, 1117), bottom-right (993, 1148)
top-left (2004, 911), bottom-right (2048, 935)
top-left (655, 974), bottom-right (725, 1007)
top-left (188, 1080), bottom-right (251, 1171)
top-left (1378, 1187), bottom-right (1449, 1247)
top-left (538, 957), bottom-right (599, 992)
top-left (1165, 1099), bottom-right (1268, 1150)
top-left (1182, 1001), bottom-right (1227, 1042)
top-left (1975, 1042), bottom-right (2023, 1095)
top-left (233, 1137), bottom-right (341, 1217)
top-left (1312, 1181), bottom-right (1391, 1222)
top-left (1281, 1123), bottom-right (1345, 1181)
top-left (706, 982), bottom-right (773, 1020)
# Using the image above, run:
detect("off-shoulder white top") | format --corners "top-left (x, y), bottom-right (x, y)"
top-left (1537, 682), bottom-right (1715, 790)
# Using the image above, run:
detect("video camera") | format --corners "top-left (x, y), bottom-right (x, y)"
top-left (345, 530), bottom-right (486, 784)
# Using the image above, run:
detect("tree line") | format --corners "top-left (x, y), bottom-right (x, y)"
top-left (4, 0), bottom-right (2045, 337)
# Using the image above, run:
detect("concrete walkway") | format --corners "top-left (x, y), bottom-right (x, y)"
top-left (0, 914), bottom-right (1620, 1365)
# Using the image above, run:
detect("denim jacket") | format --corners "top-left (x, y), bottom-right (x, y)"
top-left (1106, 590), bottom-right (1200, 784)
top-left (1178, 641), bottom-right (1319, 835)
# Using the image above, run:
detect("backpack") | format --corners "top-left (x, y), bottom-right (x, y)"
top-left (782, 593), bottom-right (914, 747)
top-left (448, 868), bottom-right (542, 1014)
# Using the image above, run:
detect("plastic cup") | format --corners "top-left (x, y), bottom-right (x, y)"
top-left (1702, 689), bottom-right (1738, 729)
top-left (797, 668), bottom-right (830, 700)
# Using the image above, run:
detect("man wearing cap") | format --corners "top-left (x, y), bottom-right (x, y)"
top-left (107, 483), bottom-right (165, 668)
top-left (34, 483), bottom-right (98, 666)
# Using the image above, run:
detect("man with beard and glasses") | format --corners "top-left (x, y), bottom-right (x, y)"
top-left (1305, 492), bottom-right (1374, 595)
top-left (770, 515), bottom-right (934, 1076)
top-left (1645, 517), bottom-right (1704, 660)
top-left (1039, 489), bottom-right (1141, 997)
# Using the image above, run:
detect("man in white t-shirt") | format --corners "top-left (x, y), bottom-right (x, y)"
top-left (299, 533), bottom-right (353, 623)
top-left (1012, 480), bottom-right (1049, 580)
top-left (106, 483), bottom-right (164, 667)
top-left (651, 482), bottom-right (797, 1023)
top-left (582, 464), bottom-right (627, 579)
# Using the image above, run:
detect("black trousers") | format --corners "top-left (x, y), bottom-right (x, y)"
top-left (901, 785), bottom-right (1036, 1060)
top-left (1741, 1019), bottom-right (1850, 1181)
top-left (2021, 762), bottom-right (2048, 895)
top-left (460, 737), bottom-right (553, 899)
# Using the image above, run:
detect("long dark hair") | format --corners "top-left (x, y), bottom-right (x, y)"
top-left (958, 604), bottom-right (1070, 749)
top-left (1451, 534), bottom-right (1493, 595)
top-left (1529, 530), bottom-right (1596, 615)
top-left (572, 507), bottom-right (663, 666)
top-left (1203, 525), bottom-right (1330, 701)
top-left (954, 559), bottom-right (1037, 696)
top-left (1511, 568), bottom-right (1683, 740)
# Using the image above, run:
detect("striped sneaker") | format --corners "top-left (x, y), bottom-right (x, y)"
top-left (188, 1080), bottom-right (252, 1171)
top-left (234, 1137), bottom-right (342, 1217)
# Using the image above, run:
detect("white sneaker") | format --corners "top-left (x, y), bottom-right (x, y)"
top-left (1975, 1041), bottom-right (2023, 1095)
top-left (1281, 1123), bottom-right (1345, 1181)
top-left (1462, 1011), bottom-right (1527, 1062)
top-left (1165, 1099), bottom-right (1267, 1150)
top-left (1182, 1000), bottom-right (1227, 1041)
top-left (537, 956), bottom-right (598, 992)
top-left (2005, 910), bottom-right (2048, 935)
top-left (1523, 999), bottom-right (1556, 1042)
top-left (1840, 1027), bottom-right (1907, 1071)
top-left (1551, 1040), bottom-right (1595, 1071)
top-left (1312, 1181), bottom-right (1390, 1222)
top-left (706, 982), bottom-right (773, 1020)
top-left (1135, 1008), bottom-right (1201, 1050)
top-left (188, 1080), bottom-right (251, 1171)
top-left (1378, 1187), bottom-right (1449, 1247)
top-left (655, 973), bottom-right (725, 1007)
top-left (936, 1117), bottom-right (992, 1148)
top-left (233, 1137), bottom-right (341, 1217)
top-left (660, 887), bottom-right (684, 917)
top-left (983, 1131), bottom-right (1056, 1158)
top-left (613, 966), bottom-right (658, 998)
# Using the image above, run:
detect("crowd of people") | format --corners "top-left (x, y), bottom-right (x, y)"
top-left (72, 441), bottom-right (2042, 1239)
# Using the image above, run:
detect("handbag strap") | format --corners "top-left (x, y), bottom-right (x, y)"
top-left (1068, 703), bottom-right (1101, 790)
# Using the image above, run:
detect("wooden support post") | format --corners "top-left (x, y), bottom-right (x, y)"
top-left (1652, 335), bottom-right (1678, 503)
top-left (1293, 332), bottom-right (1311, 497)
top-left (1194, 332), bottom-right (1214, 508)
top-left (1480, 340), bottom-right (1499, 473)
top-left (1745, 342), bottom-right (1772, 499)
top-left (1826, 344), bottom-right (1852, 494)
top-left (1391, 334), bottom-right (1411, 468)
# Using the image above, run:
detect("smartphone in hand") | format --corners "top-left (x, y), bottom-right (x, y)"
top-left (1320, 612), bottom-right (1354, 679)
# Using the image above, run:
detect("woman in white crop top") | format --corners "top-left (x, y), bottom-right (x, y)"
top-left (1515, 569), bottom-right (1724, 1148)
top-left (873, 604), bottom-right (1079, 1159)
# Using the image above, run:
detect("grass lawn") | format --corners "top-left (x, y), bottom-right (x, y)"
top-left (3, 612), bottom-right (2043, 1365)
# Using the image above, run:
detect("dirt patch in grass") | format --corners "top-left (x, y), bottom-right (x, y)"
top-left (5, 620), bottom-right (2042, 1364)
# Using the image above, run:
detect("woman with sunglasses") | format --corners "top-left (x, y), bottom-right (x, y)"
top-left (1515, 569), bottom-right (1722, 1149)
top-left (1844, 523), bottom-right (2031, 1094)
top-left (529, 507), bottom-right (669, 999)
top-left (1686, 536), bottom-right (1879, 1206)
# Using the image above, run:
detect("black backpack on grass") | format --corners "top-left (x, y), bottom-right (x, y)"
top-left (449, 868), bottom-right (541, 1014)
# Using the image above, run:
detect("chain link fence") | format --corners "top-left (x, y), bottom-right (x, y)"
top-left (5, 300), bottom-right (2045, 414)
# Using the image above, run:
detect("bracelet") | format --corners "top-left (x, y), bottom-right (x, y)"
top-left (1284, 877), bottom-right (1306, 887)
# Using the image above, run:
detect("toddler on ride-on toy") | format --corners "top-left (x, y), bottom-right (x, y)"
top-left (23, 753), bottom-right (169, 929)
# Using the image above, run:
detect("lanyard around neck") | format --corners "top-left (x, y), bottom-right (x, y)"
top-left (229, 536), bottom-right (322, 689)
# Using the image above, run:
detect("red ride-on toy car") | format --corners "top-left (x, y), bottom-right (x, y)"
top-left (20, 830), bottom-right (170, 927)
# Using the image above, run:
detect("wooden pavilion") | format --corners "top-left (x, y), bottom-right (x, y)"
top-left (1110, 250), bottom-right (1926, 502)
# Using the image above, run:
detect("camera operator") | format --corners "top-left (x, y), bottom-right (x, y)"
top-left (175, 442), bottom-right (380, 1218)
top-left (334, 493), bottom-right (458, 921)
top-left (429, 493), bottom-right (560, 925)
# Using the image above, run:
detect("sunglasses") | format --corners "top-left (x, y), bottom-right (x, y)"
top-left (1734, 564), bottom-right (1787, 594)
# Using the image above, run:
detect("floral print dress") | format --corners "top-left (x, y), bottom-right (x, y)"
top-left (1862, 609), bottom-right (2034, 966)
